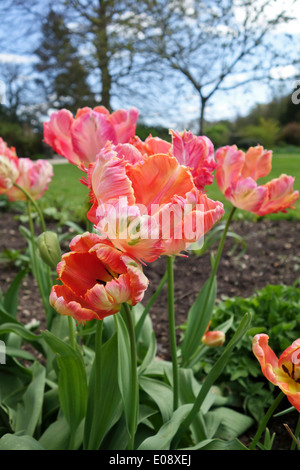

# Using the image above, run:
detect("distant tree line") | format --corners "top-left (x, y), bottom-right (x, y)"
top-left (0, 0), bottom-right (299, 156)
top-left (204, 92), bottom-right (300, 150)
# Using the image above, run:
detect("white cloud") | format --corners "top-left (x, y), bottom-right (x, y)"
top-left (0, 53), bottom-right (36, 64)
top-left (270, 65), bottom-right (298, 80)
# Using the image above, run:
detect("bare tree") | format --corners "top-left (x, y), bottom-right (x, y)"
top-left (128, 0), bottom-right (300, 133)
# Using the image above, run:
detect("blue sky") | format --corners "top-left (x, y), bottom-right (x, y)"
top-left (0, 0), bottom-right (299, 130)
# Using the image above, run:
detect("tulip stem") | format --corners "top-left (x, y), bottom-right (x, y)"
top-left (182, 205), bottom-right (236, 368)
top-left (249, 391), bottom-right (285, 450)
top-left (68, 317), bottom-right (76, 349)
top-left (13, 182), bottom-right (46, 232)
top-left (167, 255), bottom-right (179, 411)
top-left (135, 269), bottom-right (168, 341)
top-left (211, 205), bottom-right (236, 280)
top-left (26, 199), bottom-right (49, 315)
top-left (123, 302), bottom-right (139, 450)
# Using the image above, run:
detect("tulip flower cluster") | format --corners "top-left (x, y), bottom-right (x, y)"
top-left (0, 137), bottom-right (53, 201)
top-left (44, 106), bottom-right (226, 322)
top-left (43, 104), bottom-right (299, 330)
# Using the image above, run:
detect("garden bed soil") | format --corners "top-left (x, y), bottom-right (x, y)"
top-left (1, 210), bottom-right (300, 450)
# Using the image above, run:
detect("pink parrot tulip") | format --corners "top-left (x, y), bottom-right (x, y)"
top-left (253, 334), bottom-right (300, 413)
top-left (0, 137), bottom-right (53, 201)
top-left (43, 105), bottom-right (139, 168)
top-left (84, 142), bottom-right (224, 263)
top-left (5, 158), bottom-right (53, 201)
top-left (215, 145), bottom-right (299, 216)
top-left (49, 232), bottom-right (149, 323)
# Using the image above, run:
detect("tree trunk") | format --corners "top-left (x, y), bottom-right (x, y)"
top-left (96, 0), bottom-right (112, 111)
top-left (199, 96), bottom-right (207, 135)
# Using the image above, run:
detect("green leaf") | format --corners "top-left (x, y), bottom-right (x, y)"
top-left (3, 269), bottom-right (27, 318)
top-left (205, 407), bottom-right (253, 440)
top-left (0, 433), bottom-right (44, 450)
top-left (180, 275), bottom-right (217, 366)
top-left (0, 304), bottom-right (19, 325)
top-left (139, 376), bottom-right (173, 423)
top-left (138, 404), bottom-right (193, 450)
top-left (172, 312), bottom-right (252, 448)
top-left (41, 330), bottom-right (88, 436)
top-left (0, 322), bottom-right (44, 356)
top-left (14, 362), bottom-right (46, 436)
top-left (39, 416), bottom-right (84, 450)
top-left (138, 331), bottom-right (157, 376)
top-left (83, 333), bottom-right (123, 450)
top-left (114, 310), bottom-right (138, 440)
top-left (182, 437), bottom-right (249, 450)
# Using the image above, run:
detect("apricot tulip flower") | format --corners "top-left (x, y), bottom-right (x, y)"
top-left (50, 232), bottom-right (149, 323)
top-left (43, 105), bottom-right (139, 168)
top-left (253, 334), bottom-right (300, 412)
top-left (131, 130), bottom-right (216, 191)
top-left (85, 142), bottom-right (224, 263)
top-left (215, 145), bottom-right (299, 216)
top-left (5, 158), bottom-right (53, 201)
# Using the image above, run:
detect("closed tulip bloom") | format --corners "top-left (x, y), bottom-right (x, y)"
top-left (253, 334), bottom-right (300, 413)
top-left (5, 158), bottom-right (53, 201)
top-left (202, 324), bottom-right (225, 347)
top-left (85, 142), bottom-right (224, 263)
top-left (49, 232), bottom-right (149, 323)
top-left (215, 145), bottom-right (299, 215)
top-left (43, 106), bottom-right (139, 168)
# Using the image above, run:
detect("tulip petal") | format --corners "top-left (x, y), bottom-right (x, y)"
top-left (241, 146), bottom-right (272, 181)
top-left (71, 110), bottom-right (117, 164)
top-left (255, 174), bottom-right (299, 216)
top-left (215, 145), bottom-right (245, 194)
top-left (252, 334), bottom-right (279, 385)
top-left (171, 130), bottom-right (215, 190)
top-left (225, 177), bottom-right (268, 213)
top-left (126, 153), bottom-right (194, 209)
top-left (43, 109), bottom-right (77, 164)
top-left (50, 285), bottom-right (101, 322)
top-left (110, 107), bottom-right (139, 143)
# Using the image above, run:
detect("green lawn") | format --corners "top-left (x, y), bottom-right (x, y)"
top-left (43, 163), bottom-right (89, 211)
top-left (45, 151), bottom-right (300, 222)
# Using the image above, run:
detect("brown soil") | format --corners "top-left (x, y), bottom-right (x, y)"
top-left (1, 210), bottom-right (300, 450)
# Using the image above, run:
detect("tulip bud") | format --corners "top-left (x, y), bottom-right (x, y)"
top-left (37, 231), bottom-right (61, 269)
top-left (202, 330), bottom-right (225, 347)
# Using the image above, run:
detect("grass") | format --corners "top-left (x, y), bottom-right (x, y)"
top-left (41, 163), bottom-right (90, 223)
top-left (44, 150), bottom-right (300, 222)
